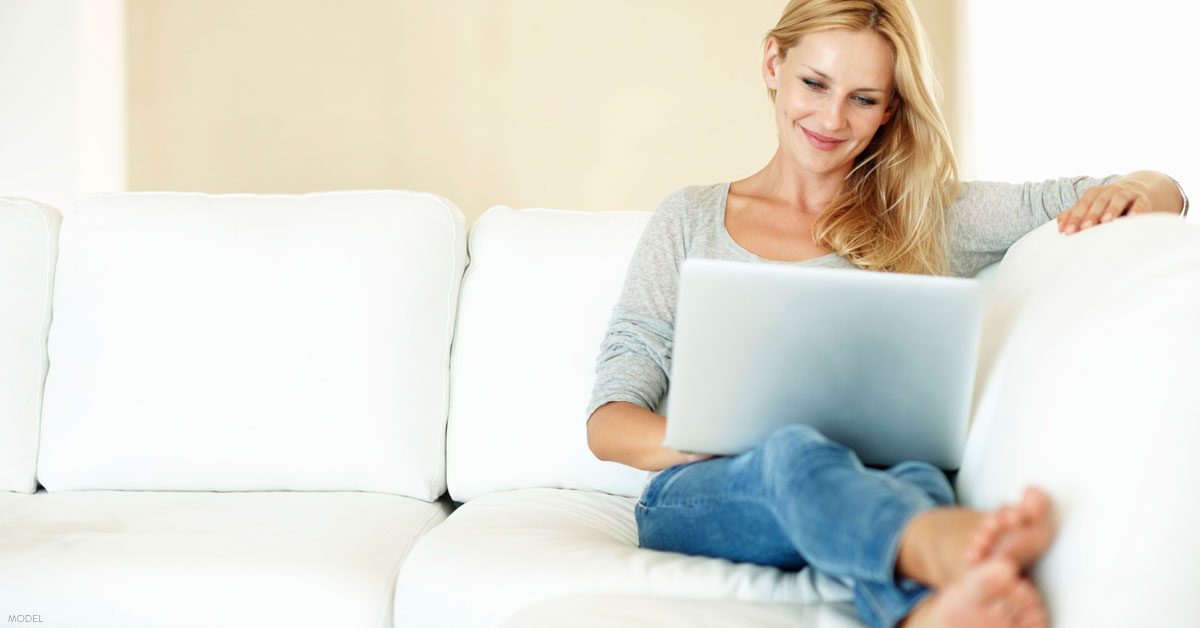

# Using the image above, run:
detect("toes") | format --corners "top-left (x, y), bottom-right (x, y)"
top-left (965, 558), bottom-right (1019, 600)
top-left (965, 535), bottom-right (993, 561)
top-left (1022, 588), bottom-right (1048, 628)
top-left (985, 597), bottom-right (1012, 621)
top-left (963, 516), bottom-right (1001, 565)
top-left (1008, 580), bottom-right (1036, 613)
top-left (932, 560), bottom-right (1039, 628)
top-left (979, 514), bottom-right (1004, 544)
top-left (1000, 505), bottom-right (1022, 528)
top-left (1019, 606), bottom-right (1049, 628)
top-left (1010, 580), bottom-right (1049, 628)
top-left (962, 495), bottom-right (1058, 575)
top-left (1021, 486), bottom-right (1053, 520)
top-left (982, 492), bottom-right (1058, 572)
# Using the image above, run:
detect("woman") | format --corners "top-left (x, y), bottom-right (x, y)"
top-left (586, 1), bottom-right (1188, 627)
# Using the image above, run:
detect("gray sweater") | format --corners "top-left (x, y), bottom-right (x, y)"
top-left (586, 177), bottom-right (1117, 420)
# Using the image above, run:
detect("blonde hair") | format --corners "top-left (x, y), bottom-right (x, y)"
top-left (765, 0), bottom-right (958, 275)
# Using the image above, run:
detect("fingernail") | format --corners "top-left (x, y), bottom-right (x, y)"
top-left (1065, 224), bottom-right (1077, 234)
top-left (1082, 220), bottom-right (1093, 229)
top-left (1101, 214), bottom-right (1112, 223)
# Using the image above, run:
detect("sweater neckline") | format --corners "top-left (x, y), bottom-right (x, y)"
top-left (716, 181), bottom-right (840, 265)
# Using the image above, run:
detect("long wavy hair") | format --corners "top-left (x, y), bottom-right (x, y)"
top-left (765, 0), bottom-right (958, 275)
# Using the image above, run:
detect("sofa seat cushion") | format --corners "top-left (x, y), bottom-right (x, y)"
top-left (394, 488), bottom-right (853, 628)
top-left (0, 490), bottom-right (451, 628)
top-left (499, 593), bottom-right (863, 628)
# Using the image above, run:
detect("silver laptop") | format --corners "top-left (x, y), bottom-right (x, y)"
top-left (661, 258), bottom-right (986, 469)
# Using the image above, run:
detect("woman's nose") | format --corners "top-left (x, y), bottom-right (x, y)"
top-left (819, 99), bottom-right (847, 132)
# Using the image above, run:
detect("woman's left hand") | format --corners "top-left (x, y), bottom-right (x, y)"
top-left (1057, 179), bottom-right (1153, 235)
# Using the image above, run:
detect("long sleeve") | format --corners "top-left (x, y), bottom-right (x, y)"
top-left (946, 175), bottom-right (1120, 277)
top-left (586, 188), bottom-right (692, 419)
top-left (585, 175), bottom-right (1123, 418)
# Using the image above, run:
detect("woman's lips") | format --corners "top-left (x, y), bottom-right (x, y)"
top-left (801, 127), bottom-right (846, 151)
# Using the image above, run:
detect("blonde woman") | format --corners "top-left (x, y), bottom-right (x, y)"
top-left (586, 1), bottom-right (1189, 626)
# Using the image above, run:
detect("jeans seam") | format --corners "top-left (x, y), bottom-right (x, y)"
top-left (653, 463), bottom-right (690, 498)
top-left (896, 587), bottom-right (934, 627)
top-left (638, 464), bottom-right (684, 507)
top-left (858, 581), bottom-right (891, 628)
top-left (859, 581), bottom-right (934, 628)
top-left (641, 493), bottom-right (770, 510)
top-left (876, 476), bottom-right (937, 585)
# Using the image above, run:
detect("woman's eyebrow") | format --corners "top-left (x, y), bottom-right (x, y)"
top-left (800, 64), bottom-right (886, 93)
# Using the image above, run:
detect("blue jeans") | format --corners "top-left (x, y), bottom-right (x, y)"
top-left (636, 424), bottom-right (956, 628)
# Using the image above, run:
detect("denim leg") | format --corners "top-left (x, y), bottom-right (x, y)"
top-left (846, 460), bottom-right (957, 627)
top-left (750, 424), bottom-right (941, 583)
top-left (636, 455), bottom-right (809, 569)
top-left (637, 424), bottom-right (956, 628)
top-left (886, 460), bottom-right (956, 507)
top-left (854, 577), bottom-right (934, 628)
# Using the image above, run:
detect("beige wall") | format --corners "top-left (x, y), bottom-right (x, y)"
top-left (129, 0), bottom-right (957, 224)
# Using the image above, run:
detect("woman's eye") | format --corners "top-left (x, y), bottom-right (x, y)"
top-left (802, 78), bottom-right (878, 106)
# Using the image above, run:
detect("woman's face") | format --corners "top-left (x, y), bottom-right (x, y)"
top-left (764, 28), bottom-right (898, 179)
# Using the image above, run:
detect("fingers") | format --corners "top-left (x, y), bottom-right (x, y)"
top-left (1059, 183), bottom-right (1152, 235)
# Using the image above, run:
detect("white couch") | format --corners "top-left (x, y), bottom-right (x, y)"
top-left (1, 191), bottom-right (1197, 628)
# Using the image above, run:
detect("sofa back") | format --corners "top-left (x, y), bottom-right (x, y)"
top-left (446, 206), bottom-right (653, 501)
top-left (36, 191), bottom-right (465, 500)
top-left (0, 198), bottom-right (61, 493)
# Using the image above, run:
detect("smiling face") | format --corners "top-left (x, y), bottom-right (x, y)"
top-left (763, 28), bottom-right (899, 179)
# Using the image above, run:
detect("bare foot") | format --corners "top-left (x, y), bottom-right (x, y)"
top-left (902, 559), bottom-right (1049, 628)
top-left (962, 487), bottom-right (1056, 572)
top-left (897, 486), bottom-right (1056, 587)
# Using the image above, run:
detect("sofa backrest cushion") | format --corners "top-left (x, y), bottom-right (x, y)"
top-left (446, 207), bottom-right (651, 501)
top-left (0, 198), bottom-right (61, 493)
top-left (38, 191), bottom-right (465, 499)
top-left (957, 214), bottom-right (1200, 626)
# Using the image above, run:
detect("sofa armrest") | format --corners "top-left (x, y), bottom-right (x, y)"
top-left (958, 215), bottom-right (1200, 626)
top-left (0, 197), bottom-right (62, 493)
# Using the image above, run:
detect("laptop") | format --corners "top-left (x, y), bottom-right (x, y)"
top-left (661, 258), bottom-right (986, 469)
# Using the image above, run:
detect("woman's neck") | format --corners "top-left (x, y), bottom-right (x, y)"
top-left (743, 149), bottom-right (849, 216)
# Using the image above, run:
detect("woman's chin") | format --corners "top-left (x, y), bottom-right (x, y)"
top-left (790, 151), bottom-right (850, 177)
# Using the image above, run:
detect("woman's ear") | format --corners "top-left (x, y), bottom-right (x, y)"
top-left (762, 37), bottom-right (784, 91)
